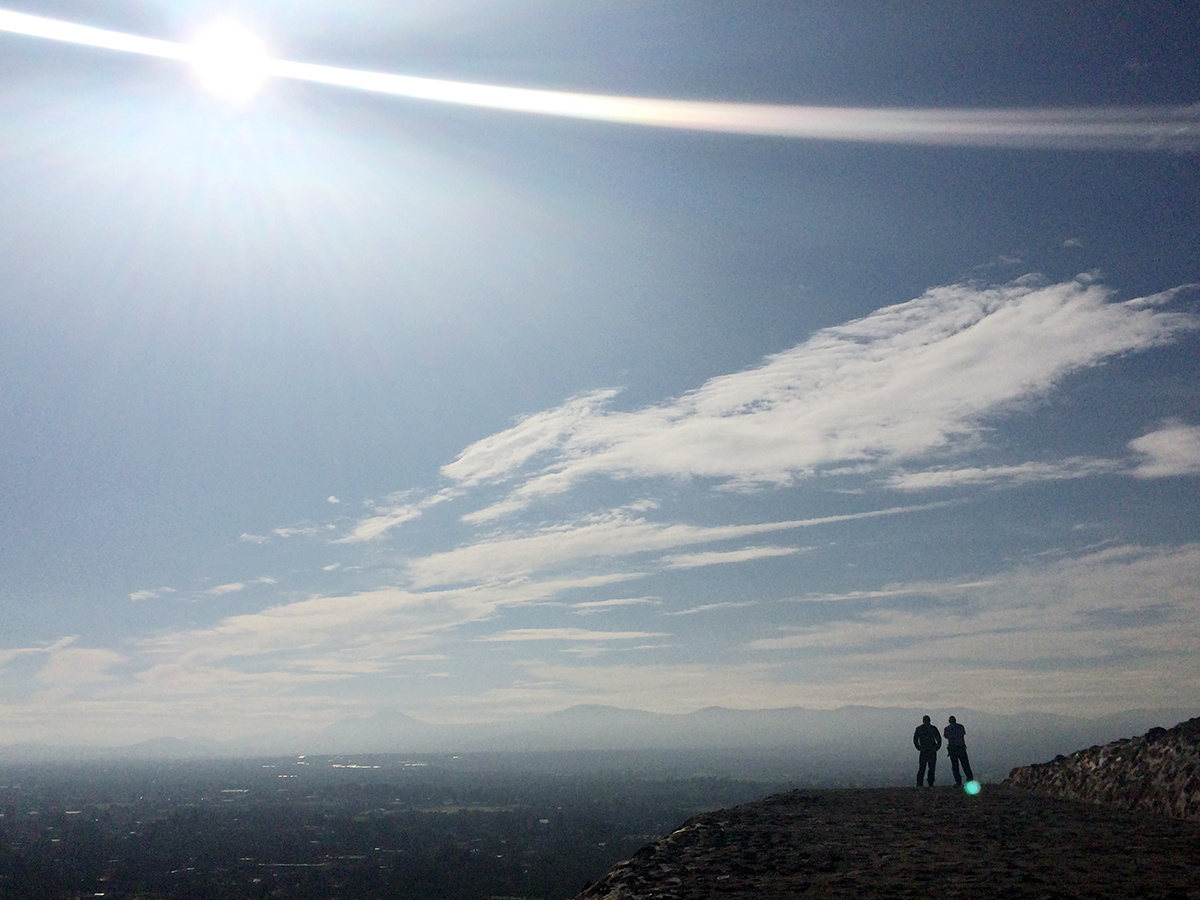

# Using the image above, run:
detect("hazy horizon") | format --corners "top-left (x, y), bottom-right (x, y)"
top-left (2, 1), bottom-right (1199, 746)
top-left (5, 703), bottom-right (1197, 785)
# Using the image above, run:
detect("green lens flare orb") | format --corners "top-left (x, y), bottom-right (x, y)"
top-left (964, 780), bottom-right (982, 796)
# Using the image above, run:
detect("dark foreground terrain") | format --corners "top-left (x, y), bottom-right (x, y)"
top-left (578, 786), bottom-right (1200, 900)
top-left (0, 754), bottom-right (792, 900)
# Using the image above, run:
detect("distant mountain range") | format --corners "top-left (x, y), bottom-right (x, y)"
top-left (3, 705), bottom-right (1197, 784)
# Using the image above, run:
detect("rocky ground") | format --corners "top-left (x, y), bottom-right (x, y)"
top-left (1005, 716), bottom-right (1200, 822)
top-left (575, 784), bottom-right (1200, 899)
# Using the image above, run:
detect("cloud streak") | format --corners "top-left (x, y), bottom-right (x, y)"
top-left (2, 8), bottom-right (1198, 150)
top-left (478, 628), bottom-right (668, 642)
top-left (661, 546), bottom-right (802, 569)
top-left (1130, 421), bottom-right (1200, 478)
top-left (140, 574), bottom-right (640, 671)
top-left (746, 544), bottom-right (1200, 675)
top-left (407, 503), bottom-right (948, 588)
top-left (886, 458), bottom-right (1121, 491)
top-left (446, 280), bottom-right (1197, 518)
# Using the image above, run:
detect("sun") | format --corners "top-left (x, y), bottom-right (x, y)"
top-left (189, 21), bottom-right (269, 102)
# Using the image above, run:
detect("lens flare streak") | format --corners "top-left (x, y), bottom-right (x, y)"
top-left (271, 57), bottom-right (1200, 149)
top-left (0, 7), bottom-right (185, 59)
top-left (2, 6), bottom-right (1198, 150)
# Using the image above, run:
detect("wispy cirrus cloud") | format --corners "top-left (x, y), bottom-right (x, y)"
top-left (571, 597), bottom-right (661, 615)
top-left (748, 544), bottom-right (1200, 665)
top-left (140, 573), bottom-right (640, 671)
top-left (477, 628), bottom-right (668, 642)
top-left (62, 277), bottom-right (1200, 732)
top-left (336, 488), bottom-right (459, 543)
top-left (887, 458), bottom-right (1121, 491)
top-left (273, 525), bottom-right (325, 538)
top-left (336, 503), bottom-right (422, 543)
top-left (490, 544), bottom-right (1200, 716)
top-left (661, 546), bottom-right (802, 569)
top-left (37, 647), bottom-right (127, 687)
top-left (0, 639), bottom-right (128, 706)
top-left (406, 503), bottom-right (945, 589)
top-left (129, 587), bottom-right (176, 602)
top-left (888, 422), bottom-right (1200, 490)
top-left (0, 636), bottom-right (77, 666)
top-left (663, 601), bottom-right (759, 616)
top-left (1130, 421), bottom-right (1200, 478)
top-left (205, 582), bottom-right (245, 596)
top-left (444, 280), bottom-right (1198, 520)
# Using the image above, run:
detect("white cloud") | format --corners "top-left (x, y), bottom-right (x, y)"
top-left (747, 544), bottom-right (1200, 669)
top-left (336, 488), bottom-right (460, 543)
top-left (206, 582), bottom-right (245, 596)
top-left (663, 601), bottom-right (758, 616)
top-left (661, 546), bottom-right (801, 568)
top-left (132, 663), bottom-right (345, 695)
top-left (20, 277), bottom-right (1196, 736)
top-left (129, 587), bottom-right (175, 602)
top-left (407, 502), bottom-right (944, 589)
top-left (38, 647), bottom-right (126, 686)
top-left (572, 597), bottom-right (660, 615)
top-left (444, 280), bottom-right (1196, 519)
top-left (477, 628), bottom-right (668, 642)
top-left (479, 544), bottom-right (1200, 717)
top-left (789, 583), bottom-right (997, 603)
top-left (273, 525), bottom-right (322, 538)
top-left (335, 504), bottom-right (421, 543)
top-left (443, 390), bottom-right (619, 489)
top-left (239, 533), bottom-right (270, 544)
top-left (0, 636), bottom-right (77, 666)
top-left (1130, 421), bottom-right (1200, 478)
top-left (140, 573), bottom-right (640, 669)
top-left (887, 457), bottom-right (1120, 490)
top-left (327, 495), bottom-right (341, 504)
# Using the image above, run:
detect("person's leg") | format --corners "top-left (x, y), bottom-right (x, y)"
top-left (917, 755), bottom-right (927, 786)
top-left (927, 753), bottom-right (936, 786)
top-left (949, 752), bottom-right (962, 785)
top-left (960, 749), bottom-right (973, 782)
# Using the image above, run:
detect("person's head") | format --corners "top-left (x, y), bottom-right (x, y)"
top-left (948, 715), bottom-right (957, 724)
top-left (922, 715), bottom-right (931, 724)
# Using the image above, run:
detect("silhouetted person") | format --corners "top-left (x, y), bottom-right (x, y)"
top-left (913, 715), bottom-right (941, 786)
top-left (943, 715), bottom-right (974, 785)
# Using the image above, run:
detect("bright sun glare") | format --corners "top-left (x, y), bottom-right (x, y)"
top-left (189, 21), bottom-right (268, 101)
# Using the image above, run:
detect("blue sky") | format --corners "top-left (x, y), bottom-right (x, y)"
top-left (1, 0), bottom-right (1199, 744)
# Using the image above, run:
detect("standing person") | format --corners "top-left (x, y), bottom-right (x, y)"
top-left (913, 715), bottom-right (942, 786)
top-left (943, 715), bottom-right (975, 786)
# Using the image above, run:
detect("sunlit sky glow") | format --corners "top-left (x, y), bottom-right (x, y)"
top-left (1, 0), bottom-right (1198, 747)
top-left (190, 20), bottom-right (269, 101)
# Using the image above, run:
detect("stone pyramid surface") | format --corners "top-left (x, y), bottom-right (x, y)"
top-left (577, 719), bottom-right (1200, 899)
top-left (1005, 716), bottom-right (1200, 822)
